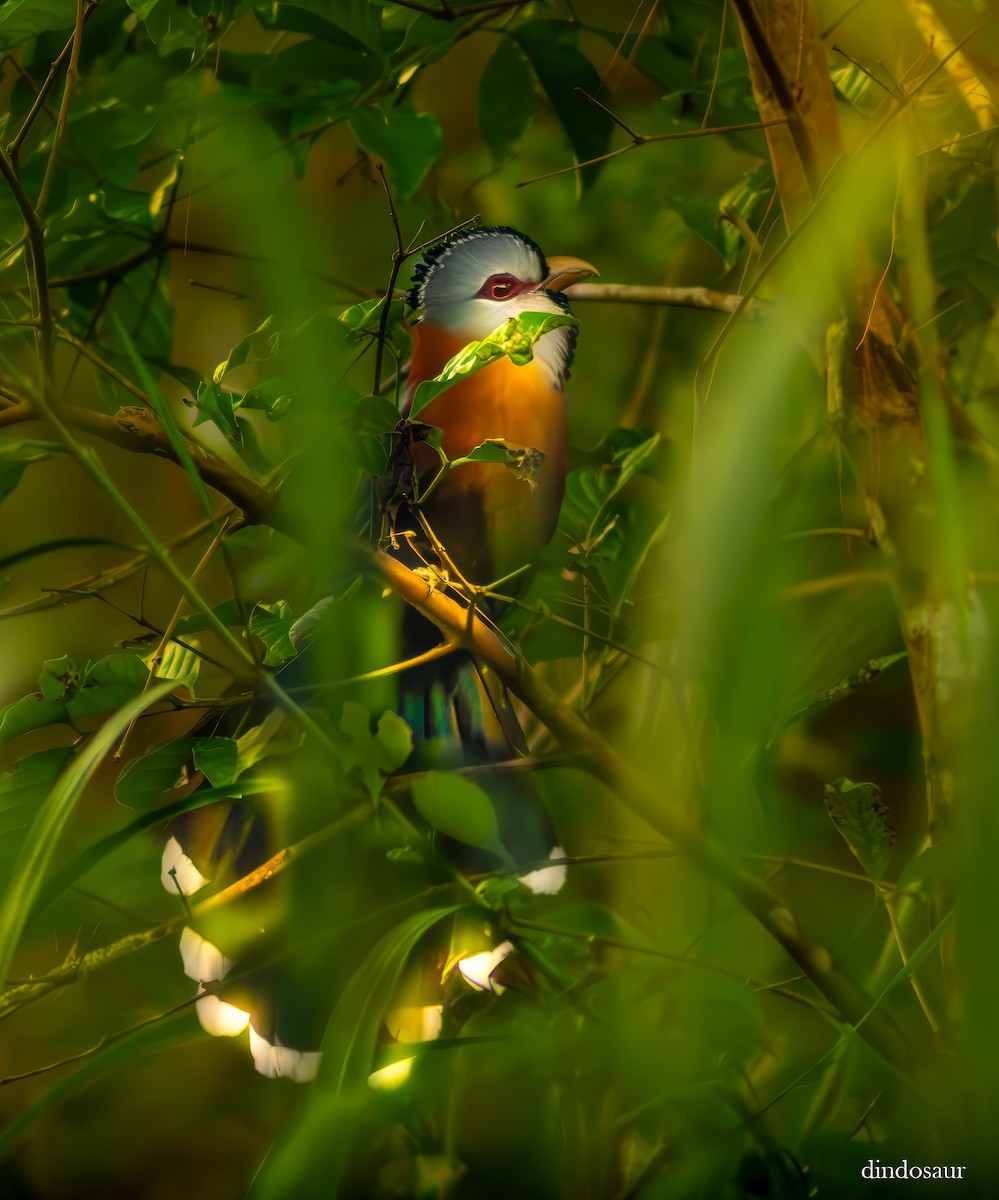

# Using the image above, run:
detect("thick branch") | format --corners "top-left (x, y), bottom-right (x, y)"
top-left (66, 405), bottom-right (287, 533)
top-left (372, 550), bottom-right (908, 1065)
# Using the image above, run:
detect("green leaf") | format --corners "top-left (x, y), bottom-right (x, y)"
top-left (175, 597), bottom-right (248, 635)
top-left (823, 778), bottom-right (896, 881)
top-left (146, 640), bottom-right (200, 695)
top-left (0, 748), bottom-right (72, 839)
top-left (115, 736), bottom-right (240, 811)
top-left (0, 654), bottom-right (153, 746)
top-left (479, 39), bottom-right (540, 162)
top-left (234, 711), bottom-right (302, 774)
top-left (338, 297), bottom-right (384, 335)
top-left (412, 771), bottom-right (509, 861)
top-left (451, 438), bottom-right (546, 486)
top-left (512, 22), bottom-right (614, 191)
top-left (38, 656), bottom-right (81, 705)
top-left (354, 392), bottom-right (401, 435)
top-left (0, 679), bottom-right (176, 989)
top-left (349, 106), bottom-right (443, 200)
top-left (340, 702), bottom-right (413, 800)
top-left (0, 442), bottom-right (58, 505)
top-left (193, 381), bottom-right (242, 444)
top-left (408, 310), bottom-right (577, 421)
top-left (213, 316), bottom-right (275, 383)
top-left (250, 601), bottom-right (298, 666)
top-left (0, 0), bottom-right (76, 48)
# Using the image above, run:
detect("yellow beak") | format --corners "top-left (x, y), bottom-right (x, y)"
top-left (541, 255), bottom-right (599, 293)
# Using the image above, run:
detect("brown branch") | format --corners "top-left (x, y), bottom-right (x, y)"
top-left (65, 405), bottom-right (287, 534)
top-left (0, 401), bottom-right (33, 428)
top-left (371, 550), bottom-right (908, 1065)
top-left (565, 282), bottom-right (751, 315)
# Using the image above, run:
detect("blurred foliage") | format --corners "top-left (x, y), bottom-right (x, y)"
top-left (0, 0), bottom-right (998, 1198)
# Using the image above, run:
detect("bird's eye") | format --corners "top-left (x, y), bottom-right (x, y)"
top-left (477, 273), bottom-right (521, 301)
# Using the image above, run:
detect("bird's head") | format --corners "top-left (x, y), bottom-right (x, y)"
top-left (407, 225), bottom-right (597, 387)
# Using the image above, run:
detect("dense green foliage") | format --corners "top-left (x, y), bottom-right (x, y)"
top-left (1, 0), bottom-right (998, 1197)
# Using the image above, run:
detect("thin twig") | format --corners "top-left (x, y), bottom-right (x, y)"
top-left (36, 0), bottom-right (86, 217)
top-left (0, 509), bottom-right (234, 625)
top-left (517, 117), bottom-right (790, 187)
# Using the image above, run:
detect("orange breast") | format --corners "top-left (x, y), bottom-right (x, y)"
top-left (404, 322), bottom-right (568, 582)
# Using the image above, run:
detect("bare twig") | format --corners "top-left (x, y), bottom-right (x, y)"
top-left (386, 0), bottom-right (529, 17)
top-left (517, 115), bottom-right (790, 188)
top-left (0, 509), bottom-right (234, 625)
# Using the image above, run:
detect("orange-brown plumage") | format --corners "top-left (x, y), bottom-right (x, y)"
top-left (406, 321), bottom-right (568, 583)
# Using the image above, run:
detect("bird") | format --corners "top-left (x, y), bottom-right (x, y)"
top-left (159, 224), bottom-right (597, 1081)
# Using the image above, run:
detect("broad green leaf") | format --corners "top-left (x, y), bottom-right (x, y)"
top-left (451, 439), bottom-right (546, 486)
top-left (349, 106), bottom-right (443, 200)
top-left (235, 711), bottom-right (303, 774)
top-left (0, 0), bottom-right (76, 48)
top-left (409, 311), bottom-right (577, 421)
top-left (250, 601), bottom-right (298, 666)
top-left (823, 778), bottom-right (896, 881)
top-left (114, 737), bottom-right (240, 810)
top-left (193, 381), bottom-right (242, 444)
top-left (213, 316), bottom-right (275, 383)
top-left (0, 748), bottom-right (72, 839)
top-left (479, 39), bottom-right (540, 162)
top-left (412, 771), bottom-right (510, 861)
top-left (0, 442), bottom-right (60, 504)
top-left (38, 656), bottom-right (80, 705)
top-left (0, 679), bottom-right (175, 989)
top-left (340, 702), bottom-right (413, 799)
top-left (146, 640), bottom-right (200, 695)
top-left (175, 597), bottom-right (248, 635)
top-left (512, 22), bottom-right (613, 191)
top-left (0, 654), bottom-right (150, 746)
top-left (338, 297), bottom-right (384, 336)
top-left (354, 393), bottom-right (401, 435)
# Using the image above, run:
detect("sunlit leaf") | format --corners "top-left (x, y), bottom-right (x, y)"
top-left (412, 771), bottom-right (510, 861)
top-left (408, 311), bottom-right (577, 421)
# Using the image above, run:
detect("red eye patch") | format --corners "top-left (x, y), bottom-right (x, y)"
top-left (476, 273), bottom-right (527, 301)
